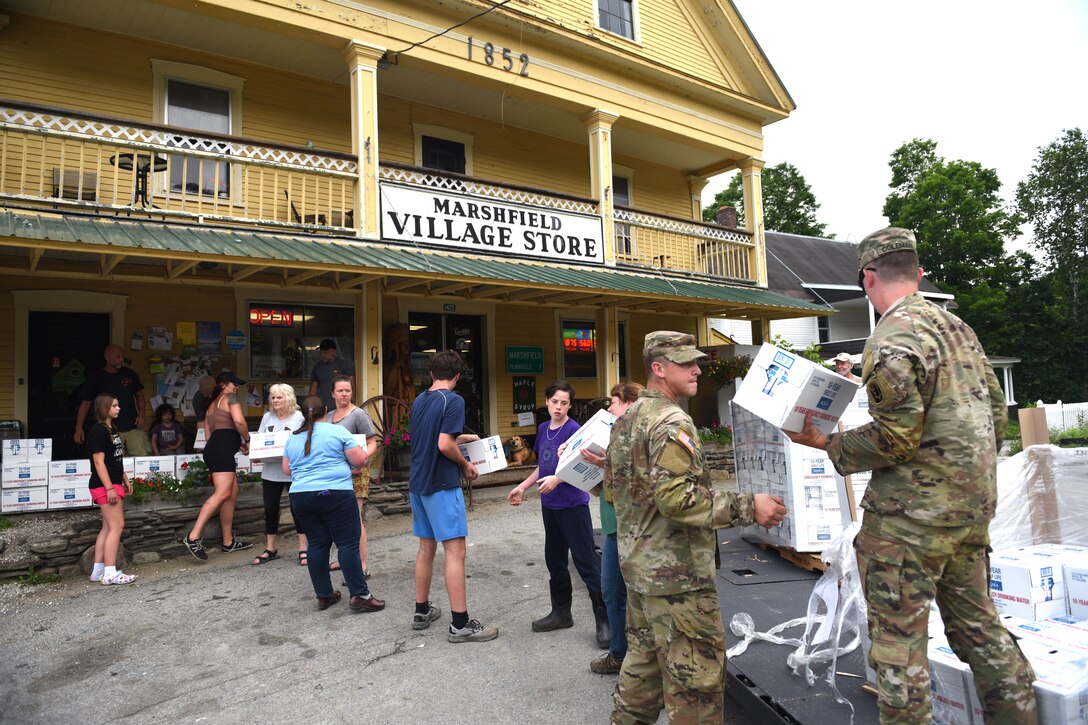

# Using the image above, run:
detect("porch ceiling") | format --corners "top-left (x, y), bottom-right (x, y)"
top-left (0, 211), bottom-right (829, 320)
top-left (2, 0), bottom-right (747, 172)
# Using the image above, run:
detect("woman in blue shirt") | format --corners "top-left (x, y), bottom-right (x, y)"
top-left (283, 396), bottom-right (385, 613)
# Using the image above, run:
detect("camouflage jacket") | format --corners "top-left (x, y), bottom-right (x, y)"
top-left (605, 389), bottom-right (755, 596)
top-left (827, 293), bottom-right (1007, 526)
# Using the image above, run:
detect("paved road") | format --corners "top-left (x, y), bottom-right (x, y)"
top-left (0, 487), bottom-right (758, 724)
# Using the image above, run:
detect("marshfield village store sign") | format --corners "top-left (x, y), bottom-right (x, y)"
top-left (380, 182), bottom-right (605, 265)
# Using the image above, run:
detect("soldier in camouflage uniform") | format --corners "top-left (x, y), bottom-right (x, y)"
top-left (786, 228), bottom-right (1037, 724)
top-left (607, 332), bottom-right (787, 725)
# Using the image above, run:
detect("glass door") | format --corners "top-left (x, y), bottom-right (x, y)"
top-left (408, 312), bottom-right (487, 435)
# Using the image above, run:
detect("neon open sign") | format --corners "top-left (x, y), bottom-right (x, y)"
top-left (249, 307), bottom-right (295, 327)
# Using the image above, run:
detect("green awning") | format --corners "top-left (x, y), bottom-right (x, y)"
top-left (0, 210), bottom-right (832, 318)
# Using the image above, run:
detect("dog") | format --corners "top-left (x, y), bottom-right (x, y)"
top-left (506, 435), bottom-right (536, 466)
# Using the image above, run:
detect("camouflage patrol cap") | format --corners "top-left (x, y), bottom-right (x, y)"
top-left (643, 331), bottom-right (708, 364)
top-left (857, 227), bottom-right (917, 270)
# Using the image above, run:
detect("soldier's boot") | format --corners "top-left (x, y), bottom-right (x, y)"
top-left (589, 590), bottom-right (610, 650)
top-left (532, 578), bottom-right (574, 632)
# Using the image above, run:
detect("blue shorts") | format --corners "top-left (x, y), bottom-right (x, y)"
top-left (410, 487), bottom-right (468, 542)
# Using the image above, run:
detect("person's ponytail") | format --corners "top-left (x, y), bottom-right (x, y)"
top-left (298, 396), bottom-right (327, 457)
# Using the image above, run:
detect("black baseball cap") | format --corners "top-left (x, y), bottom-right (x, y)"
top-left (216, 371), bottom-right (246, 386)
top-left (318, 338), bottom-right (337, 350)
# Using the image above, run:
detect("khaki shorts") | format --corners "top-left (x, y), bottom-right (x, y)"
top-left (119, 429), bottom-right (151, 457)
top-left (352, 468), bottom-right (370, 500)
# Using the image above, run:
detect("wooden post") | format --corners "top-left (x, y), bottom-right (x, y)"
top-left (1019, 407), bottom-right (1049, 449)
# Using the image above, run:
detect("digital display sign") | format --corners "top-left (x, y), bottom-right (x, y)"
top-left (562, 328), bottom-right (596, 353)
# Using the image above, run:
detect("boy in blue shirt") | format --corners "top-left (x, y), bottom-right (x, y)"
top-left (408, 350), bottom-right (498, 643)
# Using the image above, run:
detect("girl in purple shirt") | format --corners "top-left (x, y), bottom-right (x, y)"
top-left (508, 382), bottom-right (608, 649)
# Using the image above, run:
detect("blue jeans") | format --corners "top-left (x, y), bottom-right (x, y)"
top-left (290, 489), bottom-right (369, 599)
top-left (602, 532), bottom-right (627, 658)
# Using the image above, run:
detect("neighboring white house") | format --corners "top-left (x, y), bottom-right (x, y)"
top-left (712, 230), bottom-right (1018, 404)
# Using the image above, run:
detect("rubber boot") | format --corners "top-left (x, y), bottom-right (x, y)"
top-left (532, 578), bottom-right (574, 632)
top-left (589, 590), bottom-right (610, 649)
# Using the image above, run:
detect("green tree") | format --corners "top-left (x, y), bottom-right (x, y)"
top-left (883, 139), bottom-right (1022, 292)
top-left (1016, 128), bottom-right (1088, 400)
top-left (703, 162), bottom-right (829, 237)
top-left (883, 138), bottom-right (939, 222)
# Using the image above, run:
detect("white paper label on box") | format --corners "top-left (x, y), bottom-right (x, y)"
top-left (49, 459), bottom-right (91, 478)
top-left (458, 435), bottom-right (508, 476)
top-left (733, 344), bottom-right (859, 434)
top-left (554, 409), bottom-right (617, 492)
top-left (2, 462), bottom-right (49, 488)
top-left (135, 456), bottom-right (176, 477)
top-left (1, 486), bottom-right (48, 512)
top-left (48, 484), bottom-right (93, 509)
top-left (249, 431), bottom-right (289, 459)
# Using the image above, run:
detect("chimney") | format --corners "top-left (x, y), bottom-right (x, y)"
top-left (715, 205), bottom-right (738, 229)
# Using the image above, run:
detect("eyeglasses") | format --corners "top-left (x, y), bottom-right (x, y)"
top-left (857, 267), bottom-right (878, 288)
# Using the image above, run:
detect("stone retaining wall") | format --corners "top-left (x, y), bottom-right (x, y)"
top-left (0, 451), bottom-right (736, 580)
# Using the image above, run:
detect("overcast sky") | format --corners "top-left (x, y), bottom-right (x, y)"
top-left (704, 0), bottom-right (1088, 248)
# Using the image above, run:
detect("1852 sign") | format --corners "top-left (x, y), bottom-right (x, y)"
top-left (380, 182), bottom-right (605, 266)
top-left (467, 36), bottom-right (529, 77)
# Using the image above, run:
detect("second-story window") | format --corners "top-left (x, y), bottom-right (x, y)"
top-left (598, 0), bottom-right (637, 40)
top-left (165, 79), bottom-right (231, 198)
top-left (613, 173), bottom-right (634, 258)
top-left (422, 136), bottom-right (466, 175)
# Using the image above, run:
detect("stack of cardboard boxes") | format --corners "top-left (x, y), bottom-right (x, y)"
top-left (730, 344), bottom-right (867, 553)
top-left (927, 543), bottom-right (1088, 723)
top-left (1, 436), bottom-right (264, 513)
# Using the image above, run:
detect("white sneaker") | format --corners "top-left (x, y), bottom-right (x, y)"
top-left (102, 571), bottom-right (136, 585)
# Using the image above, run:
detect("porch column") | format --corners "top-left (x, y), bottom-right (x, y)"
top-left (342, 40), bottom-right (385, 239)
top-left (582, 109), bottom-right (620, 266)
top-left (687, 175), bottom-right (708, 220)
top-left (739, 157), bottom-right (767, 286)
top-left (752, 318), bottom-right (770, 345)
top-left (602, 305), bottom-right (620, 391)
top-left (362, 281), bottom-right (383, 400)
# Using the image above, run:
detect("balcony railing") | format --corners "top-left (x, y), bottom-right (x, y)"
top-left (0, 100), bottom-right (357, 231)
top-left (1, 100), bottom-right (757, 283)
top-left (613, 205), bottom-right (755, 284)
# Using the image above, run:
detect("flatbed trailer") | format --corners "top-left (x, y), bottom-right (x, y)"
top-left (717, 526), bottom-right (879, 725)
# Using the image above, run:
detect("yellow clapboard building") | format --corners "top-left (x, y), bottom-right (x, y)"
top-left (0, 0), bottom-right (825, 457)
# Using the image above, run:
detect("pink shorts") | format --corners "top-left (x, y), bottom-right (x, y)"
top-left (91, 485), bottom-right (127, 506)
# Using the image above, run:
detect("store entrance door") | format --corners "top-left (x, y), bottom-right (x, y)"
top-left (408, 312), bottom-right (486, 435)
top-left (27, 311), bottom-right (111, 460)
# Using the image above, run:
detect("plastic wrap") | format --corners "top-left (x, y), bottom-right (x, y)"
top-left (991, 446), bottom-right (1088, 550)
top-left (727, 522), bottom-right (866, 722)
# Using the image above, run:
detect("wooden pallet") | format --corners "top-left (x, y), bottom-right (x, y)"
top-left (752, 540), bottom-right (828, 573)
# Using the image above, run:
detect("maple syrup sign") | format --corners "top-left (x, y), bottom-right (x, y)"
top-left (380, 182), bottom-right (605, 265)
top-left (249, 307), bottom-right (295, 327)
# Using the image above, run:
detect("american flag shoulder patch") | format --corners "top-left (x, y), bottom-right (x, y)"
top-left (676, 430), bottom-right (696, 455)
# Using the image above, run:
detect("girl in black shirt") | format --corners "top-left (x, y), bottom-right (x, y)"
top-left (87, 394), bottom-right (136, 585)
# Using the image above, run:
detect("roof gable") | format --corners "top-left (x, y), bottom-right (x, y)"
top-left (508, 0), bottom-right (793, 116)
top-left (765, 230), bottom-right (946, 302)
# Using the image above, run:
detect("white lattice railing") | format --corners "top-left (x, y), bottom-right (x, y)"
top-left (0, 101), bottom-right (357, 230)
top-left (380, 162), bottom-right (598, 215)
top-left (613, 205), bottom-right (755, 282)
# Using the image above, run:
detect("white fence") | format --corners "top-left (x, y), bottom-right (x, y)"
top-left (1036, 401), bottom-right (1088, 431)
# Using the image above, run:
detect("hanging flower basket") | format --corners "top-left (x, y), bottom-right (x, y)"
top-left (705, 354), bottom-right (752, 389)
